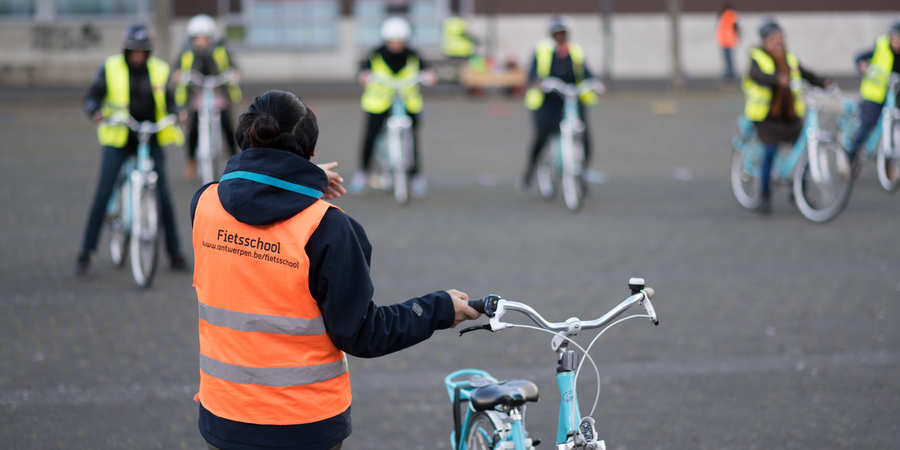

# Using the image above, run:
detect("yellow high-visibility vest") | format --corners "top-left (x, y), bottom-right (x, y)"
top-left (524, 40), bottom-right (597, 110)
top-left (97, 54), bottom-right (184, 148)
top-left (442, 17), bottom-right (475, 58)
top-left (860, 35), bottom-right (894, 104)
top-left (742, 48), bottom-right (805, 122)
top-left (360, 53), bottom-right (423, 114)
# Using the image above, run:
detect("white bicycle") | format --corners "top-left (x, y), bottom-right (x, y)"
top-left (180, 69), bottom-right (236, 184)
top-left (368, 73), bottom-right (425, 205)
top-left (535, 77), bottom-right (605, 212)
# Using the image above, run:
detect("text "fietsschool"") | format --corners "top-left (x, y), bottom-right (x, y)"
top-left (217, 229), bottom-right (281, 254)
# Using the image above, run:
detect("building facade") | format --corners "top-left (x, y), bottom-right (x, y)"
top-left (0, 0), bottom-right (897, 86)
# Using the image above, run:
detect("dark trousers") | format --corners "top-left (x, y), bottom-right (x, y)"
top-left (187, 109), bottom-right (237, 160)
top-left (80, 142), bottom-right (181, 259)
top-left (524, 102), bottom-right (592, 180)
top-left (359, 110), bottom-right (421, 175)
top-left (850, 99), bottom-right (885, 161)
top-left (722, 47), bottom-right (735, 80)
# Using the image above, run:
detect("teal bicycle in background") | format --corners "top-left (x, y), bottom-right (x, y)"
top-left (730, 82), bottom-right (852, 223)
top-left (837, 73), bottom-right (900, 192)
top-left (105, 112), bottom-right (178, 288)
top-left (445, 278), bottom-right (658, 450)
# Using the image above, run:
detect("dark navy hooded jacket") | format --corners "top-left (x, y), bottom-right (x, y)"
top-left (190, 148), bottom-right (455, 450)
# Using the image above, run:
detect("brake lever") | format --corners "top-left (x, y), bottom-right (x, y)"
top-left (459, 324), bottom-right (492, 336)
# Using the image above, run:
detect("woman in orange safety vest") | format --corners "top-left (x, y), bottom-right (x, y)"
top-left (190, 90), bottom-right (480, 450)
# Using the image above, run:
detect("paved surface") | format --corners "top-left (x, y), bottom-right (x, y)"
top-left (1, 85), bottom-right (898, 450)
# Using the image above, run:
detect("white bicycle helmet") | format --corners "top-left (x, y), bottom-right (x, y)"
top-left (381, 16), bottom-right (411, 42)
top-left (187, 14), bottom-right (217, 38)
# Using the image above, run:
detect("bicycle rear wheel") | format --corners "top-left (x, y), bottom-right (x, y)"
top-left (561, 135), bottom-right (586, 212)
top-left (793, 142), bottom-right (853, 223)
top-left (465, 412), bottom-right (500, 450)
top-left (875, 119), bottom-right (900, 192)
top-left (730, 141), bottom-right (763, 210)
top-left (130, 182), bottom-right (160, 288)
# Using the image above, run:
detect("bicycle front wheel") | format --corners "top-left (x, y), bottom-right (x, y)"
top-left (793, 142), bottom-right (853, 223)
top-left (536, 142), bottom-right (557, 200)
top-left (875, 119), bottom-right (900, 192)
top-left (730, 141), bottom-right (763, 210)
top-left (130, 182), bottom-right (160, 288)
top-left (561, 135), bottom-right (586, 212)
top-left (391, 128), bottom-right (411, 205)
top-left (108, 181), bottom-right (129, 267)
top-left (465, 412), bottom-right (500, 450)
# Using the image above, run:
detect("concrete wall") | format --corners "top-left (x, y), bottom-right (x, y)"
top-left (1, 11), bottom-right (897, 87)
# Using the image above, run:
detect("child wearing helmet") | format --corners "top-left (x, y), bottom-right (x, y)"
top-left (175, 14), bottom-right (243, 180)
top-left (351, 16), bottom-right (437, 198)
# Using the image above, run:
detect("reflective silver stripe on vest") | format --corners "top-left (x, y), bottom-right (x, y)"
top-left (199, 302), bottom-right (327, 335)
top-left (199, 353), bottom-right (348, 387)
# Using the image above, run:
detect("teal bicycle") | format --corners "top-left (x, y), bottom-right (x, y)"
top-left (446, 278), bottom-right (658, 450)
top-left (105, 112), bottom-right (178, 288)
top-left (730, 82), bottom-right (852, 222)
top-left (535, 77), bottom-right (605, 212)
top-left (837, 73), bottom-right (900, 192)
top-left (366, 73), bottom-right (425, 204)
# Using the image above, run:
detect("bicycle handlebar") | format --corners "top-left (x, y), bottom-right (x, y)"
top-left (104, 113), bottom-right (178, 135)
top-left (366, 73), bottom-right (425, 91)
top-left (180, 69), bottom-right (237, 88)
top-left (540, 77), bottom-right (606, 97)
top-left (462, 278), bottom-right (657, 336)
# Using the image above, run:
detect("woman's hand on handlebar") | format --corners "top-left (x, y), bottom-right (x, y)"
top-left (448, 289), bottom-right (481, 328)
top-left (421, 70), bottom-right (438, 87)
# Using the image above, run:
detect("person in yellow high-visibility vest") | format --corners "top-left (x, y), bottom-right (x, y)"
top-left (351, 16), bottom-right (437, 198)
top-left (174, 14), bottom-right (242, 180)
top-left (848, 21), bottom-right (900, 173)
top-left (76, 23), bottom-right (188, 275)
top-left (743, 19), bottom-right (829, 215)
top-left (518, 15), bottom-right (599, 193)
top-left (442, 15), bottom-right (478, 59)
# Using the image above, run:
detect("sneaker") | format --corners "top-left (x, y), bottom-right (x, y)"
top-left (75, 252), bottom-right (90, 276)
top-left (756, 195), bottom-right (772, 216)
top-left (411, 175), bottom-right (429, 198)
top-left (349, 171), bottom-right (368, 195)
top-left (171, 255), bottom-right (191, 272)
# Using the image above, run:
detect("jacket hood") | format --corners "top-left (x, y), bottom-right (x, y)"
top-left (216, 148), bottom-right (329, 226)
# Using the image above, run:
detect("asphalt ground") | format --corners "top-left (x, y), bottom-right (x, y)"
top-left (1, 84), bottom-right (898, 449)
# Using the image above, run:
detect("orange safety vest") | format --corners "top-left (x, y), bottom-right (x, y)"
top-left (716, 9), bottom-right (739, 49)
top-left (192, 184), bottom-right (350, 425)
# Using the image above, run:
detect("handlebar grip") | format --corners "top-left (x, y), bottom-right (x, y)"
top-left (643, 287), bottom-right (654, 299)
top-left (467, 299), bottom-right (486, 314)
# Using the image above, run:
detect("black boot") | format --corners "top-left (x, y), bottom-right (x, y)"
top-left (75, 252), bottom-right (90, 276)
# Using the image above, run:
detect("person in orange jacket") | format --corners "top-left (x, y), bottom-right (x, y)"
top-left (716, 2), bottom-right (740, 80)
top-left (190, 90), bottom-right (480, 450)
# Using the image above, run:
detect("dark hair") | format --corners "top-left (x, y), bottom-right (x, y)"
top-left (758, 18), bottom-right (781, 40)
top-left (234, 90), bottom-right (318, 159)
